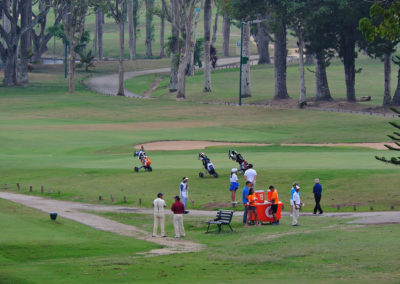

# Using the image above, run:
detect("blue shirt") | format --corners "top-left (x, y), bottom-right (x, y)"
top-left (313, 183), bottom-right (322, 195)
top-left (242, 186), bottom-right (249, 204)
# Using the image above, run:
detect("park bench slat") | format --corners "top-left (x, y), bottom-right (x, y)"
top-left (206, 209), bottom-right (234, 233)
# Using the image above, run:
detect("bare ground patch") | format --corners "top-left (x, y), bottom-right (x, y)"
top-left (136, 140), bottom-right (270, 151)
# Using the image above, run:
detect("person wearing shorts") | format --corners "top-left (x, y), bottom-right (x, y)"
top-left (246, 187), bottom-right (260, 227)
top-left (229, 168), bottom-right (239, 203)
top-left (268, 185), bottom-right (279, 225)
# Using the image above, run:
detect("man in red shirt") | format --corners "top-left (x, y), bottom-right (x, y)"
top-left (171, 196), bottom-right (186, 238)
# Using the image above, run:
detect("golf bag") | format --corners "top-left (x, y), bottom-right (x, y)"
top-left (133, 149), bottom-right (152, 172)
top-left (228, 150), bottom-right (249, 173)
top-left (198, 152), bottom-right (218, 178)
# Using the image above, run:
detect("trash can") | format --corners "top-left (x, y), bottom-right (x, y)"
top-left (50, 212), bottom-right (58, 220)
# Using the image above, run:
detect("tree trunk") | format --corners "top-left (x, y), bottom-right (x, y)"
top-left (188, 3), bottom-right (201, 76)
top-left (341, 35), bottom-right (356, 102)
top-left (93, 9), bottom-right (99, 57)
top-left (305, 53), bottom-right (314, 65)
top-left (222, 13), bottom-right (230, 57)
top-left (256, 22), bottom-right (270, 64)
top-left (315, 51), bottom-right (332, 101)
top-left (169, 0), bottom-right (179, 92)
top-left (298, 32), bottom-right (306, 106)
top-left (145, 0), bottom-right (154, 58)
top-left (117, 21), bottom-right (125, 96)
top-left (392, 67), bottom-right (400, 106)
top-left (160, 0), bottom-right (166, 58)
top-left (383, 52), bottom-right (392, 107)
top-left (211, 0), bottom-right (219, 46)
top-left (68, 47), bottom-right (76, 93)
top-left (273, 16), bottom-right (289, 99)
top-left (2, 0), bottom-right (18, 86)
top-left (128, 0), bottom-right (135, 60)
top-left (241, 23), bottom-right (251, 98)
top-left (98, 10), bottom-right (103, 60)
top-left (203, 0), bottom-right (212, 91)
top-left (19, 0), bottom-right (32, 83)
top-left (3, 52), bottom-right (18, 86)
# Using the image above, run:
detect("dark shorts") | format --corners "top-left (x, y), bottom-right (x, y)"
top-left (271, 204), bottom-right (278, 213)
top-left (248, 206), bottom-right (256, 211)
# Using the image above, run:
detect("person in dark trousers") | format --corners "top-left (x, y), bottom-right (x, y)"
top-left (242, 181), bottom-right (251, 225)
top-left (313, 178), bottom-right (323, 214)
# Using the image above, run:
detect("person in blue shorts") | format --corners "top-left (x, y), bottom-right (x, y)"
top-left (229, 168), bottom-right (239, 203)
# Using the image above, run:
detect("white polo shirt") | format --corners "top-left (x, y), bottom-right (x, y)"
top-left (244, 168), bottom-right (257, 182)
top-left (293, 191), bottom-right (301, 207)
top-left (153, 198), bottom-right (166, 213)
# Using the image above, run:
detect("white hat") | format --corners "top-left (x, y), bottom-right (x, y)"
top-left (184, 177), bottom-right (189, 181)
top-left (315, 178), bottom-right (320, 183)
top-left (296, 185), bottom-right (300, 189)
top-left (231, 168), bottom-right (237, 172)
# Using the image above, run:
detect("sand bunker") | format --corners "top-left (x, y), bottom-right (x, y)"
top-left (136, 141), bottom-right (395, 151)
top-left (135, 141), bottom-right (270, 151)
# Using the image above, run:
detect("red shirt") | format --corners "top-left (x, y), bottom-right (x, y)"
top-left (171, 201), bottom-right (185, 214)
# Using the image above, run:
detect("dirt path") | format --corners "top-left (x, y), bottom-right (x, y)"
top-left (135, 140), bottom-right (394, 151)
top-left (0, 192), bottom-right (204, 256)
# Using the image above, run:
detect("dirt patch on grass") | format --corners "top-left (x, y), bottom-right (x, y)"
top-left (281, 143), bottom-right (395, 150)
top-left (144, 77), bottom-right (163, 98)
top-left (136, 141), bottom-right (269, 151)
top-left (201, 202), bottom-right (234, 210)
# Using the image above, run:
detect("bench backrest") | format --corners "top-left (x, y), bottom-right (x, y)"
top-left (216, 210), bottom-right (233, 222)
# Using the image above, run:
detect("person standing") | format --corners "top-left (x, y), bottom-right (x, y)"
top-left (171, 196), bottom-right (186, 238)
top-left (292, 186), bottom-right (302, 226)
top-left (242, 181), bottom-right (251, 225)
top-left (153, 193), bottom-right (167, 237)
top-left (244, 164), bottom-right (257, 187)
top-left (313, 178), bottom-right (323, 214)
top-left (268, 185), bottom-right (279, 225)
top-left (229, 168), bottom-right (239, 203)
top-left (290, 183), bottom-right (300, 216)
top-left (180, 177), bottom-right (189, 213)
top-left (246, 187), bottom-right (260, 227)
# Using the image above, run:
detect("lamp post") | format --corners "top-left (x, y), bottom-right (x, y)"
top-left (238, 18), bottom-right (268, 106)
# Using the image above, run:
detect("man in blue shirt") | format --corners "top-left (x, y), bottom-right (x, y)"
top-left (242, 181), bottom-right (251, 225)
top-left (313, 178), bottom-right (323, 214)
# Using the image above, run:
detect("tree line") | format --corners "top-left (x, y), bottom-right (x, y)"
top-left (2, 0), bottom-right (400, 107)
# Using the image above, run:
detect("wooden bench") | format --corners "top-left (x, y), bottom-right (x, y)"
top-left (206, 210), bottom-right (234, 233)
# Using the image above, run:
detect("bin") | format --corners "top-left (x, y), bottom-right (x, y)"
top-left (250, 202), bottom-right (284, 223)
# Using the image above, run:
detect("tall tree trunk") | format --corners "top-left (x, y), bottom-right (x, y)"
top-left (117, 21), bottom-right (125, 96)
top-left (68, 46), bottom-right (76, 93)
top-left (315, 51), bottom-right (332, 101)
top-left (256, 22), bottom-right (270, 64)
top-left (169, 0), bottom-right (179, 92)
top-left (298, 32), bottom-right (306, 106)
top-left (392, 67), bottom-right (400, 106)
top-left (211, 0), bottom-right (219, 46)
top-left (273, 16), bottom-right (289, 99)
top-left (19, 0), bottom-right (32, 83)
top-left (3, 52), bottom-right (18, 87)
top-left (222, 13), bottom-right (230, 57)
top-left (341, 35), bottom-right (356, 102)
top-left (241, 23), bottom-right (251, 98)
top-left (128, 0), bottom-right (135, 60)
top-left (145, 0), bottom-right (154, 58)
top-left (2, 0), bottom-right (18, 86)
top-left (203, 0), bottom-right (212, 91)
top-left (160, 0), bottom-right (166, 58)
top-left (305, 53), bottom-right (314, 65)
top-left (188, 3), bottom-right (201, 76)
top-left (383, 52), bottom-right (392, 107)
top-left (93, 9), bottom-right (98, 57)
top-left (98, 10), bottom-right (104, 60)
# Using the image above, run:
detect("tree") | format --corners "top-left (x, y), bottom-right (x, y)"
top-left (19, 0), bottom-right (32, 83)
top-left (93, 8), bottom-right (104, 60)
top-left (145, 0), bottom-right (154, 58)
top-left (54, 0), bottom-right (89, 93)
top-left (159, 0), bottom-right (166, 57)
top-left (107, 0), bottom-right (126, 96)
top-left (203, 0), bottom-right (212, 92)
top-left (222, 9), bottom-right (230, 56)
top-left (77, 49), bottom-right (95, 72)
top-left (127, 0), bottom-right (139, 60)
top-left (0, 0), bottom-right (49, 86)
top-left (241, 22), bottom-right (251, 97)
top-left (375, 107), bottom-right (400, 164)
top-left (254, 20), bottom-right (270, 64)
top-left (359, 1), bottom-right (400, 106)
top-left (211, 0), bottom-right (219, 45)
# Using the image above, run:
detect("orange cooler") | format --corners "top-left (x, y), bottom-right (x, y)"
top-left (266, 190), bottom-right (272, 202)
top-left (255, 190), bottom-right (265, 203)
top-left (250, 202), bottom-right (284, 223)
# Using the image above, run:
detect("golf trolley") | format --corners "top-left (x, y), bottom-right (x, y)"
top-left (228, 150), bottom-right (250, 173)
top-left (198, 152), bottom-right (218, 178)
top-left (133, 149), bottom-right (152, 172)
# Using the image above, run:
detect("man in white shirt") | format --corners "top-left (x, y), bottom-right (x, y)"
top-left (153, 193), bottom-right (167, 237)
top-left (292, 186), bottom-right (302, 226)
top-left (180, 177), bottom-right (189, 213)
top-left (244, 164), bottom-right (257, 186)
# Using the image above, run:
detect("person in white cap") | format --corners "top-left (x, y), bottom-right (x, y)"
top-left (290, 183), bottom-right (300, 216)
top-left (292, 186), bottom-right (302, 226)
top-left (229, 168), bottom-right (239, 203)
top-left (180, 177), bottom-right (189, 213)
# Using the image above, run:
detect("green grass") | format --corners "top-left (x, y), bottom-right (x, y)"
top-left (1, 199), bottom-right (399, 283)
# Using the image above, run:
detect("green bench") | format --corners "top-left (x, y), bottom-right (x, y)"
top-left (206, 210), bottom-right (234, 233)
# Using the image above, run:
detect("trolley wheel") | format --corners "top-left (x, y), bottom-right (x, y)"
top-left (213, 172), bottom-right (218, 178)
top-left (199, 172), bottom-right (204, 178)
top-left (134, 167), bottom-right (139, 172)
top-left (147, 165), bottom-right (153, 172)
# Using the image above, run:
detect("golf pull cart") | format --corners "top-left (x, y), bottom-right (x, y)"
top-left (228, 150), bottom-right (250, 173)
top-left (198, 152), bottom-right (218, 178)
top-left (133, 149), bottom-right (152, 172)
